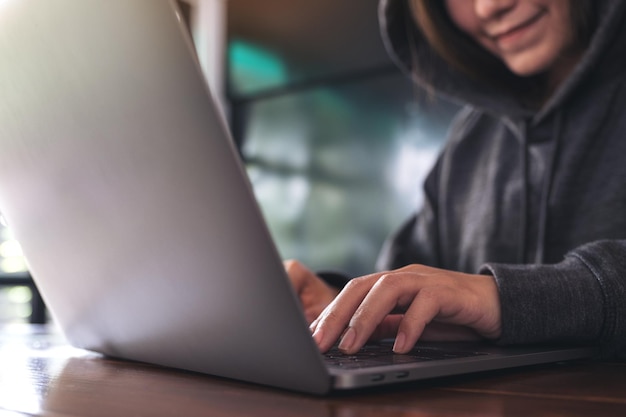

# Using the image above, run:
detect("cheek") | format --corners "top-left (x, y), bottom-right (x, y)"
top-left (444, 1), bottom-right (498, 54)
top-left (444, 0), bottom-right (475, 33)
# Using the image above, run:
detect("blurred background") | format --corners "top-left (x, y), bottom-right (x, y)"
top-left (0, 0), bottom-right (457, 323)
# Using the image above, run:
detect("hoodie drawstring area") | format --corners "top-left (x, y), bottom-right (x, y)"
top-left (534, 112), bottom-right (564, 264)
top-left (518, 123), bottom-right (529, 264)
top-left (517, 112), bottom-right (563, 265)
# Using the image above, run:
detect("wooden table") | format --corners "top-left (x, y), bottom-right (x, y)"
top-left (1, 324), bottom-right (625, 417)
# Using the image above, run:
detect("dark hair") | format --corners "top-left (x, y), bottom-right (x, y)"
top-left (408, 0), bottom-right (597, 100)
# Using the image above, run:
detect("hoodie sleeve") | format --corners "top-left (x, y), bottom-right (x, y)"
top-left (482, 240), bottom-right (626, 359)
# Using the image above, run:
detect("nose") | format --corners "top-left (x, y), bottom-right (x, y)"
top-left (474, 0), bottom-right (516, 20)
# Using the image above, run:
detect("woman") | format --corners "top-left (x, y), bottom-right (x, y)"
top-left (286, 0), bottom-right (626, 359)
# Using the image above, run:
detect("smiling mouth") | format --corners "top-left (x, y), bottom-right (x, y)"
top-left (490, 9), bottom-right (547, 44)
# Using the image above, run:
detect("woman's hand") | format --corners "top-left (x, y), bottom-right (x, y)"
top-left (309, 264), bottom-right (502, 354)
top-left (284, 260), bottom-right (340, 324)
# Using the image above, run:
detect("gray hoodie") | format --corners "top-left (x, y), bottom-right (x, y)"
top-left (377, 0), bottom-right (626, 359)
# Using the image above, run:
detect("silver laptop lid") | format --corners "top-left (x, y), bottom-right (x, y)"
top-left (0, 0), bottom-right (331, 394)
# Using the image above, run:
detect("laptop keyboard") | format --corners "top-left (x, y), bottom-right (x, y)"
top-left (323, 341), bottom-right (489, 370)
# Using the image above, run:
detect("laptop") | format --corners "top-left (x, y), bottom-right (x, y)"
top-left (0, 0), bottom-right (594, 395)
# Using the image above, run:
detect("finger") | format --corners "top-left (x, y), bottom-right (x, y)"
top-left (283, 260), bottom-right (307, 293)
top-left (337, 273), bottom-right (419, 354)
top-left (303, 308), bottom-right (321, 326)
top-left (392, 287), bottom-right (447, 353)
top-left (312, 275), bottom-right (380, 352)
top-left (316, 314), bottom-right (404, 346)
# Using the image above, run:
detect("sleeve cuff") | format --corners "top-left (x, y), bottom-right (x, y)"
top-left (480, 256), bottom-right (604, 346)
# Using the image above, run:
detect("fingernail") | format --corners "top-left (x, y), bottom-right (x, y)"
top-left (310, 318), bottom-right (319, 331)
top-left (312, 327), bottom-right (324, 346)
top-left (338, 327), bottom-right (356, 352)
top-left (393, 331), bottom-right (406, 353)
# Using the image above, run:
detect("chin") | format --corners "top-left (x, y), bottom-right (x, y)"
top-left (502, 50), bottom-right (561, 79)
top-left (505, 61), bottom-right (550, 79)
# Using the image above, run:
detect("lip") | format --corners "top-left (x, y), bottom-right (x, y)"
top-left (488, 9), bottom-right (547, 47)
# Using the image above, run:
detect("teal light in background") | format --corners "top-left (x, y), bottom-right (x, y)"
top-left (229, 40), bottom-right (287, 94)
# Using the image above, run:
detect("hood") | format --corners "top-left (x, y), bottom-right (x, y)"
top-left (379, 0), bottom-right (626, 120)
